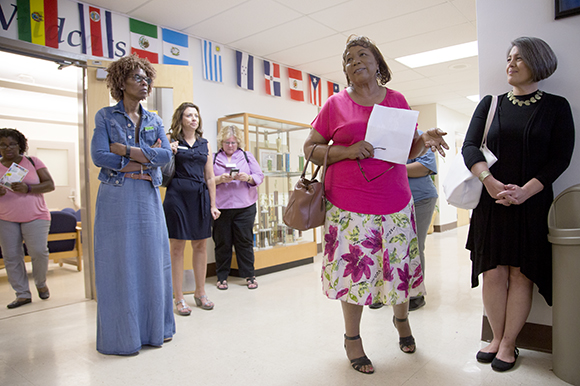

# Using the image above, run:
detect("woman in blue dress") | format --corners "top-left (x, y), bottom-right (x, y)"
top-left (163, 102), bottom-right (220, 316)
top-left (91, 55), bottom-right (175, 355)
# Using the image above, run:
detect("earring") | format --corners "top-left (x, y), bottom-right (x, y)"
top-left (376, 69), bottom-right (381, 78)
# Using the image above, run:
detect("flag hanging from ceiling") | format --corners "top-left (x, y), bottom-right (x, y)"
top-left (162, 28), bottom-right (189, 66)
top-left (327, 81), bottom-right (340, 100)
top-left (78, 3), bottom-right (114, 58)
top-left (129, 18), bottom-right (159, 63)
top-left (263, 60), bottom-right (281, 97)
top-left (309, 74), bottom-right (322, 107)
top-left (16, 0), bottom-right (59, 48)
top-left (288, 68), bottom-right (304, 102)
top-left (236, 51), bottom-right (254, 90)
top-left (202, 39), bottom-right (223, 83)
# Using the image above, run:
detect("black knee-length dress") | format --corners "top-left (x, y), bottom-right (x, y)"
top-left (164, 138), bottom-right (211, 240)
top-left (462, 92), bottom-right (575, 306)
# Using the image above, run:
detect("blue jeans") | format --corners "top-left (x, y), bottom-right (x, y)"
top-left (0, 218), bottom-right (50, 299)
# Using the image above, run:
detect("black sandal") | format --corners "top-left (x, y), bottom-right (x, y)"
top-left (343, 334), bottom-right (374, 374)
top-left (393, 315), bottom-right (416, 354)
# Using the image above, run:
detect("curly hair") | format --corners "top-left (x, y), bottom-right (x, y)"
top-left (0, 128), bottom-right (28, 154)
top-left (105, 54), bottom-right (156, 102)
top-left (168, 102), bottom-right (203, 142)
top-left (342, 35), bottom-right (391, 86)
top-left (216, 125), bottom-right (245, 151)
top-left (508, 37), bottom-right (557, 82)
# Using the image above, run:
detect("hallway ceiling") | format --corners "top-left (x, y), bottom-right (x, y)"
top-left (94, 0), bottom-right (480, 117)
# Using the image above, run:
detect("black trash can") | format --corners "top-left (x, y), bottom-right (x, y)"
top-left (548, 184), bottom-right (580, 386)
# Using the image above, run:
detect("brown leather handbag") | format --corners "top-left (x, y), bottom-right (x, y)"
top-left (283, 144), bottom-right (330, 231)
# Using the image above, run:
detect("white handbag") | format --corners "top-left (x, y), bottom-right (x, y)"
top-left (443, 95), bottom-right (498, 210)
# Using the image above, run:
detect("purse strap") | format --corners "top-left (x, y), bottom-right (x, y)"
top-left (302, 144), bottom-right (331, 192)
top-left (481, 95), bottom-right (498, 148)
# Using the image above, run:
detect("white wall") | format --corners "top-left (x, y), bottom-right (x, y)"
top-left (477, 0), bottom-right (580, 325)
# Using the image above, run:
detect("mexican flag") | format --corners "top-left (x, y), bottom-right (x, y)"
top-left (17, 0), bottom-right (59, 49)
top-left (129, 18), bottom-right (159, 63)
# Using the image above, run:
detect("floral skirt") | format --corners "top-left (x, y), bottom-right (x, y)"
top-left (322, 199), bottom-right (425, 306)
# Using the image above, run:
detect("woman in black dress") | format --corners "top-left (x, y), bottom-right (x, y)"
top-left (163, 102), bottom-right (220, 315)
top-left (463, 37), bottom-right (574, 372)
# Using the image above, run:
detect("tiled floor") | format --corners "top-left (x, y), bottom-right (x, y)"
top-left (0, 226), bottom-right (572, 385)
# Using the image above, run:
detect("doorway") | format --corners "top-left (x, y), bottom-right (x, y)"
top-left (0, 50), bottom-right (88, 317)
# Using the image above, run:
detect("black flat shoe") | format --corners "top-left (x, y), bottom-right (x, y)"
top-left (344, 334), bottom-right (374, 374)
top-left (491, 348), bottom-right (519, 372)
top-left (369, 302), bottom-right (383, 309)
top-left (476, 350), bottom-right (497, 363)
top-left (7, 298), bottom-right (32, 309)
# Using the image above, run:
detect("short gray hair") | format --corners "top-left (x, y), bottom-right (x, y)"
top-left (508, 37), bottom-right (557, 82)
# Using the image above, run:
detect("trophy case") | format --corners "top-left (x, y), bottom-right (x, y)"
top-left (216, 113), bottom-right (318, 273)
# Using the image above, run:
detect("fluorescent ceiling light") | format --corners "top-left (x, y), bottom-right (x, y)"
top-left (467, 95), bottom-right (480, 102)
top-left (395, 41), bottom-right (478, 68)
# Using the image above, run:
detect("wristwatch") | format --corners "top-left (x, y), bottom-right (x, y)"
top-left (125, 145), bottom-right (131, 157)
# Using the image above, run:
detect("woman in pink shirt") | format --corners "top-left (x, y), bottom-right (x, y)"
top-left (213, 125), bottom-right (264, 290)
top-left (304, 36), bottom-right (448, 374)
top-left (0, 128), bottom-right (55, 309)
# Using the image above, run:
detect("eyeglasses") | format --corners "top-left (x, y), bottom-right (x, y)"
top-left (130, 74), bottom-right (152, 85)
top-left (223, 142), bottom-right (237, 146)
top-left (357, 158), bottom-right (394, 182)
top-left (0, 143), bottom-right (19, 150)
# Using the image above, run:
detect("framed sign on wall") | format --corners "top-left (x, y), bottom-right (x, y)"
top-left (555, 0), bottom-right (580, 19)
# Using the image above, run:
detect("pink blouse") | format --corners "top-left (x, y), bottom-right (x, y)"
top-left (0, 156), bottom-right (51, 222)
top-left (311, 88), bottom-right (414, 215)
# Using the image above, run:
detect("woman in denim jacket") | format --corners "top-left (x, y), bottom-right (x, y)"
top-left (91, 55), bottom-right (175, 356)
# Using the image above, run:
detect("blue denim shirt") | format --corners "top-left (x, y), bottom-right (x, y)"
top-left (91, 100), bottom-right (171, 187)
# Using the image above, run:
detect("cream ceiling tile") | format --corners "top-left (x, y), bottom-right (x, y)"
top-left (274, 0), bottom-right (351, 14)
top-left (390, 78), bottom-right (437, 93)
top-left (451, 0), bottom-right (477, 21)
top-left (294, 56), bottom-right (342, 77)
top-left (348, 3), bottom-right (469, 44)
top-left (377, 22), bottom-right (477, 58)
top-left (185, 0), bottom-right (302, 44)
top-left (266, 34), bottom-right (348, 67)
top-left (387, 69), bottom-right (426, 83)
top-left (309, 0), bottom-right (446, 31)
top-left (229, 17), bottom-right (336, 56)
top-left (127, 0), bottom-right (247, 30)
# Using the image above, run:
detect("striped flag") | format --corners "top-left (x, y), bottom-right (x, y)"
top-left (327, 81), bottom-right (340, 100)
top-left (236, 51), bottom-right (254, 90)
top-left (202, 39), bottom-right (223, 83)
top-left (309, 74), bottom-right (322, 107)
top-left (162, 28), bottom-right (189, 66)
top-left (78, 3), bottom-right (114, 58)
top-left (288, 68), bottom-right (304, 102)
top-left (130, 18), bottom-right (159, 63)
top-left (16, 0), bottom-right (59, 48)
top-left (263, 60), bottom-right (281, 97)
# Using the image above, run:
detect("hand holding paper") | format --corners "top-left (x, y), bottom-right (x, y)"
top-left (365, 105), bottom-right (419, 164)
top-left (0, 162), bottom-right (28, 191)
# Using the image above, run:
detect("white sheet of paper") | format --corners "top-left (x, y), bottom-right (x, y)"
top-left (365, 105), bottom-right (419, 164)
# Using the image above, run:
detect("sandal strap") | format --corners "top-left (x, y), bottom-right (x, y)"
top-left (394, 315), bottom-right (408, 323)
top-left (175, 299), bottom-right (187, 307)
top-left (344, 334), bottom-right (361, 341)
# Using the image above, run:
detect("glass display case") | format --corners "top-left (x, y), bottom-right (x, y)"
top-left (216, 113), bottom-right (317, 273)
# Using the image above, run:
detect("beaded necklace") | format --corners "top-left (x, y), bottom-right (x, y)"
top-left (507, 90), bottom-right (543, 107)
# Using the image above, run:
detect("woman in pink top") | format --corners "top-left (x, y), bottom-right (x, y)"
top-left (0, 128), bottom-right (55, 309)
top-left (304, 36), bottom-right (448, 374)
